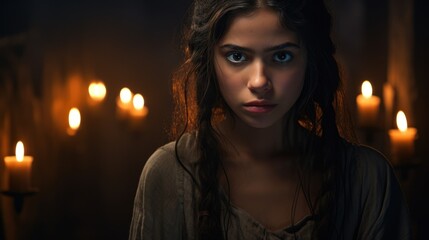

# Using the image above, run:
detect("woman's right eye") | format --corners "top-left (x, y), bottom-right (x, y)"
top-left (226, 52), bottom-right (247, 63)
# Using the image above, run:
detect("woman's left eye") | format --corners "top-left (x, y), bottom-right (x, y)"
top-left (273, 51), bottom-right (293, 63)
top-left (226, 52), bottom-right (247, 63)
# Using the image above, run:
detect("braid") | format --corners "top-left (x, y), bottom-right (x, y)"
top-left (197, 119), bottom-right (224, 240)
top-left (310, 47), bottom-right (346, 239)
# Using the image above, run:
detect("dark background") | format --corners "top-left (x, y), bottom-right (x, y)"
top-left (0, 0), bottom-right (428, 239)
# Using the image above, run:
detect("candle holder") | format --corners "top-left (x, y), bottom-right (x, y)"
top-left (1, 188), bottom-right (38, 214)
top-left (394, 164), bottom-right (418, 182)
top-left (361, 126), bottom-right (375, 144)
top-left (391, 158), bottom-right (420, 182)
top-left (358, 125), bottom-right (383, 146)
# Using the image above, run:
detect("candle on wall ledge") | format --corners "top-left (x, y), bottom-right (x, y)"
top-left (130, 93), bottom-right (149, 119)
top-left (388, 111), bottom-right (417, 165)
top-left (67, 107), bottom-right (81, 136)
top-left (116, 87), bottom-right (133, 119)
top-left (4, 141), bottom-right (33, 192)
top-left (356, 80), bottom-right (380, 128)
top-left (88, 81), bottom-right (107, 104)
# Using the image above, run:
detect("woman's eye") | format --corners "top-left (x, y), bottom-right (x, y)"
top-left (273, 51), bottom-right (293, 63)
top-left (226, 52), bottom-right (247, 63)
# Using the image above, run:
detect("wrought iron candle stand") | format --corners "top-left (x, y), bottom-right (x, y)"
top-left (392, 157), bottom-right (419, 182)
top-left (1, 188), bottom-right (38, 214)
top-left (358, 125), bottom-right (385, 148)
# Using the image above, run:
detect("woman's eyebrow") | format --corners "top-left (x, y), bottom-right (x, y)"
top-left (219, 44), bottom-right (251, 52)
top-left (219, 42), bottom-right (300, 52)
top-left (264, 42), bottom-right (301, 51)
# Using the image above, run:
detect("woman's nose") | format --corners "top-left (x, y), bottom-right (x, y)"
top-left (247, 60), bottom-right (271, 93)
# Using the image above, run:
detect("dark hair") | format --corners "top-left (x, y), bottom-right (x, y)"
top-left (171, 0), bottom-right (355, 239)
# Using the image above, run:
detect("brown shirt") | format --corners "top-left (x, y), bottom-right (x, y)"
top-left (129, 133), bottom-right (411, 239)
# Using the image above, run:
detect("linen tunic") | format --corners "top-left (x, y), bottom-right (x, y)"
top-left (129, 133), bottom-right (411, 239)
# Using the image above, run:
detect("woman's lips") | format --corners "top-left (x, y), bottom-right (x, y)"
top-left (243, 101), bottom-right (277, 113)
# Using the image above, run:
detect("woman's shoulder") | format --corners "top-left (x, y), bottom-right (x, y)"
top-left (131, 134), bottom-right (199, 239)
top-left (142, 132), bottom-right (199, 178)
top-left (341, 141), bottom-right (399, 191)
top-left (340, 143), bottom-right (411, 238)
top-left (344, 142), bottom-right (393, 174)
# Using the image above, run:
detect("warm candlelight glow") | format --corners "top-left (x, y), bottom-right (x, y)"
top-left (15, 141), bottom-right (24, 162)
top-left (69, 108), bottom-right (81, 130)
top-left (396, 111), bottom-right (408, 132)
top-left (4, 141), bottom-right (33, 191)
top-left (389, 110), bottom-right (417, 165)
top-left (133, 94), bottom-right (145, 110)
top-left (116, 88), bottom-right (134, 119)
top-left (129, 93), bottom-right (149, 123)
top-left (356, 80), bottom-right (380, 128)
top-left (120, 88), bottom-right (132, 104)
top-left (361, 80), bottom-right (373, 98)
top-left (88, 81), bottom-right (107, 101)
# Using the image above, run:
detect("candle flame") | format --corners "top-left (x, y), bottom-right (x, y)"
top-left (88, 81), bottom-right (107, 101)
top-left (361, 80), bottom-right (373, 98)
top-left (15, 141), bottom-right (24, 162)
top-left (69, 108), bottom-right (81, 130)
top-left (120, 88), bottom-right (132, 104)
top-left (133, 94), bottom-right (144, 110)
top-left (396, 110), bottom-right (408, 132)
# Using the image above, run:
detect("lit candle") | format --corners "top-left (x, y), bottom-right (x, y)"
top-left (388, 111), bottom-right (417, 165)
top-left (88, 81), bottom-right (107, 103)
top-left (67, 107), bottom-right (81, 136)
top-left (356, 80), bottom-right (380, 128)
top-left (130, 93), bottom-right (149, 119)
top-left (4, 141), bottom-right (33, 192)
top-left (116, 87), bottom-right (133, 119)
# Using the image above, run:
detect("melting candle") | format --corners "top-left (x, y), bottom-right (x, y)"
top-left (356, 80), bottom-right (380, 128)
top-left (4, 141), bottom-right (33, 192)
top-left (88, 81), bottom-right (107, 102)
top-left (388, 111), bottom-right (417, 165)
top-left (68, 107), bottom-right (81, 135)
top-left (116, 87), bottom-right (133, 119)
top-left (130, 93), bottom-right (149, 119)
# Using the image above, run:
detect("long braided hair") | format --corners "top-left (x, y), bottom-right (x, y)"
top-left (171, 0), bottom-right (355, 239)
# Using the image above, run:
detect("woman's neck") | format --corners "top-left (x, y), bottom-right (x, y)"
top-left (217, 116), bottom-right (287, 161)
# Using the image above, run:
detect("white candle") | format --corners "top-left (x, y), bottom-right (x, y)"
top-left (130, 93), bottom-right (149, 119)
top-left (4, 141), bottom-right (33, 192)
top-left (356, 80), bottom-right (380, 128)
top-left (67, 107), bottom-right (81, 136)
top-left (88, 81), bottom-right (107, 103)
top-left (388, 111), bottom-right (417, 165)
top-left (116, 87), bottom-right (133, 119)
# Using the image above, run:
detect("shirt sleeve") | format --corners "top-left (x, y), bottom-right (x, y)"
top-left (355, 146), bottom-right (411, 240)
top-left (129, 146), bottom-right (184, 240)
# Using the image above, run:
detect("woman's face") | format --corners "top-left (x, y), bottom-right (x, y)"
top-left (214, 8), bottom-right (307, 129)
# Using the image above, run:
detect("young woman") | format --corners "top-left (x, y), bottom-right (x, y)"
top-left (130, 0), bottom-right (411, 239)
